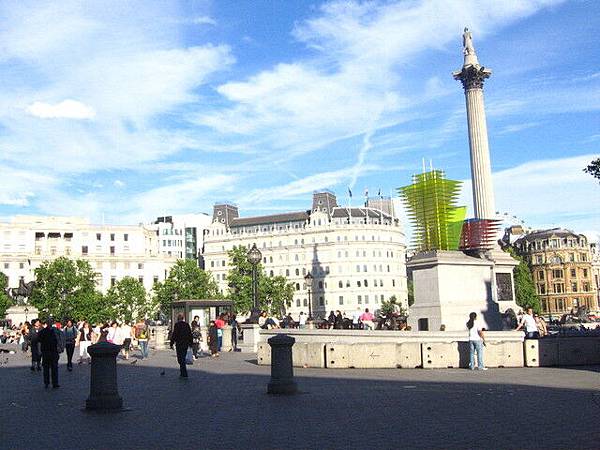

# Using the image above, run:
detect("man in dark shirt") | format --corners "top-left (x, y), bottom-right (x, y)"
top-left (37, 318), bottom-right (59, 388)
top-left (170, 314), bottom-right (193, 378)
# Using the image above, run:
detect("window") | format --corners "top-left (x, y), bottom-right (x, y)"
top-left (81, 246), bottom-right (88, 255)
top-left (364, 279), bottom-right (368, 287)
top-left (295, 268), bottom-right (300, 276)
top-left (296, 299), bottom-right (301, 307)
top-left (539, 284), bottom-right (546, 294)
top-left (571, 282), bottom-right (578, 292)
top-left (338, 281), bottom-right (343, 288)
top-left (570, 268), bottom-right (576, 277)
top-left (3, 262), bottom-right (9, 269)
top-left (110, 246), bottom-right (115, 256)
top-left (338, 296), bottom-right (344, 305)
top-left (286, 269), bottom-right (290, 277)
top-left (356, 265), bottom-right (360, 272)
top-left (96, 233), bottom-right (101, 241)
top-left (392, 279), bottom-right (396, 287)
top-left (138, 276), bottom-right (144, 284)
top-left (538, 271), bottom-right (544, 280)
top-left (138, 263), bottom-right (143, 270)
top-left (380, 279), bottom-right (383, 287)
top-left (569, 253), bottom-right (575, 262)
top-left (111, 276), bottom-right (116, 287)
top-left (319, 296), bottom-right (324, 306)
top-left (124, 234), bottom-right (128, 242)
top-left (581, 253), bottom-right (587, 262)
top-left (357, 281), bottom-right (361, 287)
top-left (110, 233), bottom-right (115, 241)
top-left (357, 295), bottom-right (362, 304)
top-left (19, 262), bottom-right (24, 269)
top-left (295, 283), bottom-right (300, 291)
top-left (153, 276), bottom-right (159, 284)
top-left (552, 269), bottom-right (563, 279)
top-left (583, 282), bottom-right (590, 292)
top-left (553, 283), bottom-right (564, 294)
top-left (303, 298), bottom-right (308, 307)
top-left (363, 265), bottom-right (367, 272)
top-left (365, 295), bottom-right (369, 304)
top-left (583, 269), bottom-right (588, 278)
top-left (222, 260), bottom-right (226, 267)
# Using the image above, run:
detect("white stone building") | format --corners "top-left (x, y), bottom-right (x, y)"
top-left (202, 191), bottom-right (408, 318)
top-left (149, 213), bottom-right (212, 261)
top-left (0, 216), bottom-right (176, 294)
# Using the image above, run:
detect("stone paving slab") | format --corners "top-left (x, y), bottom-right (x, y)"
top-left (1, 347), bottom-right (599, 449)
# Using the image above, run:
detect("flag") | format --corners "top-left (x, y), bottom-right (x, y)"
top-left (364, 188), bottom-right (369, 198)
top-left (348, 187), bottom-right (352, 198)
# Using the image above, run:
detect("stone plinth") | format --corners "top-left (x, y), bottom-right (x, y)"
top-left (86, 342), bottom-right (123, 411)
top-left (407, 250), bottom-right (519, 332)
top-left (267, 334), bottom-right (297, 395)
top-left (238, 324), bottom-right (261, 353)
top-left (150, 326), bottom-right (169, 350)
top-left (221, 326), bottom-right (233, 352)
top-left (4, 305), bottom-right (39, 325)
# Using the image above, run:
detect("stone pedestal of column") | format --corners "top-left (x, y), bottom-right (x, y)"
top-left (86, 342), bottom-right (123, 411)
top-left (267, 334), bottom-right (297, 395)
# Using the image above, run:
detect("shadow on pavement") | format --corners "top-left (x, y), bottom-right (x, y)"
top-left (1, 351), bottom-right (599, 450)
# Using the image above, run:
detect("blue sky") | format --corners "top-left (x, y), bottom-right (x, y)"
top-left (0, 0), bottom-right (598, 239)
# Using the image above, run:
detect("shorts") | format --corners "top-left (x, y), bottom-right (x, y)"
top-left (122, 338), bottom-right (131, 351)
top-left (80, 341), bottom-right (91, 358)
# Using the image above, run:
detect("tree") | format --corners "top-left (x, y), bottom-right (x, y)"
top-left (153, 259), bottom-right (220, 314)
top-left (380, 295), bottom-right (408, 316)
top-left (0, 272), bottom-right (13, 318)
top-left (30, 257), bottom-right (104, 321)
top-left (407, 279), bottom-right (414, 307)
top-left (583, 158), bottom-right (600, 182)
top-left (105, 276), bottom-right (148, 323)
top-left (506, 247), bottom-right (541, 314)
top-left (226, 246), bottom-right (295, 315)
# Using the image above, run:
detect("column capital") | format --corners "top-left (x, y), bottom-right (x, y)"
top-left (453, 65), bottom-right (492, 91)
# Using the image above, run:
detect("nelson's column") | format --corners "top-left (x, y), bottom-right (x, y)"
top-left (453, 27), bottom-right (495, 220)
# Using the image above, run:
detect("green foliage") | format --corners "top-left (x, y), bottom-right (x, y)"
top-left (0, 272), bottom-right (13, 318)
top-left (380, 295), bottom-right (408, 316)
top-left (399, 170), bottom-right (466, 252)
top-left (105, 276), bottom-right (148, 323)
top-left (583, 158), bottom-right (600, 182)
top-left (505, 247), bottom-right (541, 314)
top-left (153, 259), bottom-right (220, 314)
top-left (407, 279), bottom-right (414, 307)
top-left (30, 257), bottom-right (103, 321)
top-left (226, 246), bottom-right (295, 315)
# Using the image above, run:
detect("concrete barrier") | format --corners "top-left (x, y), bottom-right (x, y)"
top-left (326, 344), bottom-right (351, 369)
top-left (396, 342), bottom-right (422, 368)
top-left (422, 342), bottom-right (460, 369)
top-left (485, 341), bottom-right (524, 368)
top-left (558, 337), bottom-right (600, 366)
top-left (258, 342), bottom-right (326, 368)
top-left (524, 339), bottom-right (559, 367)
top-left (346, 343), bottom-right (397, 369)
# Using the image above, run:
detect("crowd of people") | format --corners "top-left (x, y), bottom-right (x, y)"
top-left (256, 307), bottom-right (389, 331)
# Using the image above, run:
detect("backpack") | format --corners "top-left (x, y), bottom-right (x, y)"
top-left (54, 328), bottom-right (66, 354)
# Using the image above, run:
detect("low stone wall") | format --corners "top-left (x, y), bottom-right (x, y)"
top-left (257, 330), bottom-right (600, 369)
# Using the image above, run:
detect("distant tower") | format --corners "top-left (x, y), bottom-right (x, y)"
top-left (453, 28), bottom-right (495, 220)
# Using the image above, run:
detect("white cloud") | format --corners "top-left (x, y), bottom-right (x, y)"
top-left (26, 99), bottom-right (96, 119)
top-left (190, 16), bottom-right (216, 26)
top-left (458, 154), bottom-right (600, 234)
top-left (113, 180), bottom-right (125, 188)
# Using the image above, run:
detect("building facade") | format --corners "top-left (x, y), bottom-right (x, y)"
top-left (514, 229), bottom-right (598, 316)
top-left (0, 216), bottom-right (177, 294)
top-left (150, 213), bottom-right (212, 263)
top-left (202, 191), bottom-right (408, 318)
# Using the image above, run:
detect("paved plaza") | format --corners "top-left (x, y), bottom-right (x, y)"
top-left (1, 347), bottom-right (599, 449)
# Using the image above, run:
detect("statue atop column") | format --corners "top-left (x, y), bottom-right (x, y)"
top-left (463, 27), bottom-right (475, 56)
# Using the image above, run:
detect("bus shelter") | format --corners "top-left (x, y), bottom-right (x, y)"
top-left (171, 299), bottom-right (233, 329)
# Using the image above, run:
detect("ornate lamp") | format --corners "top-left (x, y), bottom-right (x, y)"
top-left (246, 243), bottom-right (263, 323)
top-left (304, 272), bottom-right (313, 320)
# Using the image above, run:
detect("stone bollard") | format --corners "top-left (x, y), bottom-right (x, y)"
top-left (152, 326), bottom-right (168, 350)
top-left (86, 342), bottom-right (123, 411)
top-left (267, 334), bottom-right (297, 395)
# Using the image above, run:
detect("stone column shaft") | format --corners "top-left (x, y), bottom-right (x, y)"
top-left (465, 87), bottom-right (495, 219)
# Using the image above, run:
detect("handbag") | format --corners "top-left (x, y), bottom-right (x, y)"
top-left (185, 347), bottom-right (194, 365)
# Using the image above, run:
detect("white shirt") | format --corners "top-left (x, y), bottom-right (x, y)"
top-left (298, 315), bottom-right (307, 325)
top-left (521, 314), bottom-right (538, 333)
top-left (120, 324), bottom-right (132, 341)
top-left (352, 311), bottom-right (361, 324)
top-left (468, 319), bottom-right (483, 341)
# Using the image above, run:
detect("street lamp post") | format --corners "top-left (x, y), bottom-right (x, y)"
top-left (247, 243), bottom-right (263, 324)
top-left (304, 272), bottom-right (313, 321)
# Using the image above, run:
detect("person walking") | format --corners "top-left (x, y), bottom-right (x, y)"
top-left (37, 318), bottom-right (60, 388)
top-left (29, 319), bottom-right (42, 372)
top-left (135, 319), bottom-right (149, 359)
top-left (120, 321), bottom-right (133, 360)
top-left (467, 312), bottom-right (487, 371)
top-left (76, 322), bottom-right (93, 365)
top-left (208, 320), bottom-right (219, 357)
top-left (170, 314), bottom-right (193, 378)
top-left (191, 319), bottom-right (202, 359)
top-left (230, 314), bottom-right (240, 351)
top-left (63, 319), bottom-right (78, 371)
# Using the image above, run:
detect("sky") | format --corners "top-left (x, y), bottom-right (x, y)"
top-left (0, 0), bottom-right (598, 240)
